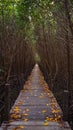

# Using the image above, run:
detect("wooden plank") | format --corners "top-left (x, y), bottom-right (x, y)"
top-left (1, 121), bottom-right (71, 130)
top-left (0, 128), bottom-right (2, 130)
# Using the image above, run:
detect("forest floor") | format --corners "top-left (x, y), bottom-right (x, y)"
top-left (1, 64), bottom-right (71, 130)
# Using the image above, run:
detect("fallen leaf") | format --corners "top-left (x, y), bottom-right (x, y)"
top-left (23, 118), bottom-right (28, 122)
top-left (42, 110), bottom-right (47, 113)
top-left (20, 126), bottom-right (25, 129)
top-left (44, 121), bottom-right (49, 126)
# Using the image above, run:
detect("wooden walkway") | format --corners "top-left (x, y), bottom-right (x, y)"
top-left (1, 64), bottom-right (71, 130)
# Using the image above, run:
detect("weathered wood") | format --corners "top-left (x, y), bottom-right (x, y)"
top-left (0, 85), bottom-right (6, 125)
top-left (4, 84), bottom-right (11, 121)
top-left (1, 121), bottom-right (71, 130)
top-left (1, 65), bottom-right (71, 130)
top-left (63, 90), bottom-right (69, 121)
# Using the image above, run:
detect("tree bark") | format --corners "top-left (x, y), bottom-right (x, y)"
top-left (64, 0), bottom-right (73, 36)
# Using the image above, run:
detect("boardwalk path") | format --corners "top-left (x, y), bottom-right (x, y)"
top-left (1, 64), bottom-right (71, 130)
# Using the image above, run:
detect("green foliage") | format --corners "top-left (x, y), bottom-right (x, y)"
top-left (0, 0), bottom-right (73, 60)
top-left (0, 0), bottom-right (59, 42)
top-left (35, 53), bottom-right (40, 62)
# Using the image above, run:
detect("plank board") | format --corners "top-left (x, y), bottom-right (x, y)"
top-left (1, 121), bottom-right (71, 130)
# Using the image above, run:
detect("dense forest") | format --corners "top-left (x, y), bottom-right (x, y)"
top-left (0, 0), bottom-right (73, 129)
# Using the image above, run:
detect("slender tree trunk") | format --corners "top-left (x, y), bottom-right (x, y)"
top-left (1, 3), bottom-right (5, 68)
top-left (64, 0), bottom-right (73, 100)
top-left (64, 0), bottom-right (73, 36)
top-left (66, 30), bottom-right (70, 91)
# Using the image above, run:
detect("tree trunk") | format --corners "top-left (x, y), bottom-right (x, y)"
top-left (64, 0), bottom-right (73, 36)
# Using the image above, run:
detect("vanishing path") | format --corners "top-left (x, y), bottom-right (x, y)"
top-left (1, 64), bottom-right (71, 130)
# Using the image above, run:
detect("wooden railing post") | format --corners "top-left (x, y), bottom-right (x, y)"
top-left (0, 115), bottom-right (1, 125)
top-left (63, 90), bottom-right (69, 121)
top-left (4, 83), bottom-right (11, 121)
